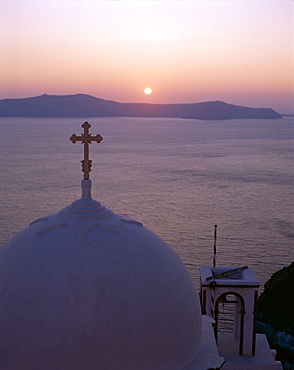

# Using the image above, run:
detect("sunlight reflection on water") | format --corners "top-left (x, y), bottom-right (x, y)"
top-left (0, 117), bottom-right (293, 290)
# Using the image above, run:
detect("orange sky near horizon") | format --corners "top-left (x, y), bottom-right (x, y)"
top-left (1, 0), bottom-right (293, 114)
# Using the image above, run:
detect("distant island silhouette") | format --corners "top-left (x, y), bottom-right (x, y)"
top-left (0, 93), bottom-right (282, 120)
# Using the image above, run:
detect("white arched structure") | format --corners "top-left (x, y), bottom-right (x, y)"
top-left (200, 265), bottom-right (260, 356)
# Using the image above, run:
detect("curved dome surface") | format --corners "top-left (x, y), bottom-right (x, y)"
top-left (0, 181), bottom-right (202, 370)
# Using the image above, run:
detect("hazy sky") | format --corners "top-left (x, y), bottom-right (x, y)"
top-left (1, 0), bottom-right (293, 113)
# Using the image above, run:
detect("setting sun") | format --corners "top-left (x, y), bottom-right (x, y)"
top-left (144, 87), bottom-right (152, 95)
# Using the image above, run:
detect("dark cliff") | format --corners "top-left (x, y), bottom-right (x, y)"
top-left (257, 262), bottom-right (294, 367)
top-left (258, 262), bottom-right (294, 332)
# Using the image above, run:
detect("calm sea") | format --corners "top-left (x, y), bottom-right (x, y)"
top-left (0, 117), bottom-right (293, 291)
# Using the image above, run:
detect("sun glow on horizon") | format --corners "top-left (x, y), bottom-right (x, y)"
top-left (144, 87), bottom-right (152, 95)
top-left (0, 0), bottom-right (293, 113)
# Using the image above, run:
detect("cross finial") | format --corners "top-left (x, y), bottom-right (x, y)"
top-left (70, 122), bottom-right (103, 179)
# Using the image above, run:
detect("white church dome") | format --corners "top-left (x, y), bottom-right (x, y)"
top-left (0, 124), bottom-right (202, 370)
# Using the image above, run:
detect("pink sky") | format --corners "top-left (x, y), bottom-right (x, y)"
top-left (1, 0), bottom-right (293, 113)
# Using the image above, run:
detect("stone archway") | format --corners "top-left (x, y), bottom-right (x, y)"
top-left (214, 291), bottom-right (246, 355)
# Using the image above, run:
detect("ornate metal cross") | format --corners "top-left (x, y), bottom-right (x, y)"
top-left (70, 122), bottom-right (103, 179)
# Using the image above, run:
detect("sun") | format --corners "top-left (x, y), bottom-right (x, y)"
top-left (144, 87), bottom-right (152, 95)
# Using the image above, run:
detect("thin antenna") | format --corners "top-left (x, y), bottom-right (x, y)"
top-left (213, 224), bottom-right (217, 279)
